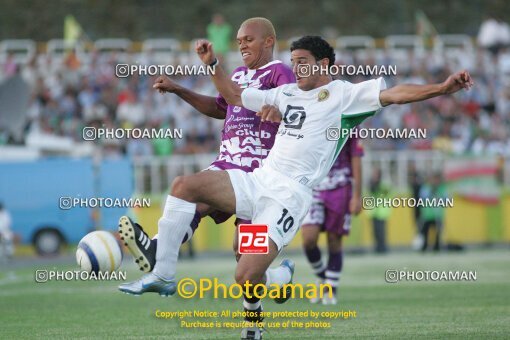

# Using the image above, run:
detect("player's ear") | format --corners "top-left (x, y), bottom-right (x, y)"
top-left (265, 36), bottom-right (275, 50)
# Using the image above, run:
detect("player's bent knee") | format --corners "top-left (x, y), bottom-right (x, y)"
top-left (170, 176), bottom-right (185, 196)
top-left (170, 175), bottom-right (195, 201)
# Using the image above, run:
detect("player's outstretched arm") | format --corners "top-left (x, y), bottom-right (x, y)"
top-left (195, 39), bottom-right (243, 107)
top-left (379, 70), bottom-right (474, 107)
top-left (153, 76), bottom-right (226, 119)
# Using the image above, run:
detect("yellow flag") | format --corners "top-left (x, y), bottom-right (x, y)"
top-left (64, 15), bottom-right (82, 43)
top-left (416, 10), bottom-right (437, 49)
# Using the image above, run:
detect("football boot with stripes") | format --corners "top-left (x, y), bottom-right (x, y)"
top-left (118, 216), bottom-right (156, 272)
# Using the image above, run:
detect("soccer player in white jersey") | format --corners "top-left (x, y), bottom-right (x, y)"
top-left (121, 35), bottom-right (473, 340)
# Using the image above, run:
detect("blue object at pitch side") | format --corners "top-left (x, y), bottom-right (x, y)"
top-left (0, 157), bottom-right (133, 248)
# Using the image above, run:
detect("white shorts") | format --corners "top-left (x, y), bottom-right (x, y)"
top-left (226, 166), bottom-right (313, 251)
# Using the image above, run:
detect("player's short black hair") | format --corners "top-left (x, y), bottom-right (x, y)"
top-left (290, 36), bottom-right (335, 67)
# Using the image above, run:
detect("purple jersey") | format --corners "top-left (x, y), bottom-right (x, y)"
top-left (211, 60), bottom-right (295, 172)
top-left (314, 135), bottom-right (364, 191)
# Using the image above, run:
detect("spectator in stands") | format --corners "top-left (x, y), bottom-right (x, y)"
top-left (477, 16), bottom-right (510, 56)
top-left (0, 202), bottom-right (14, 259)
top-left (116, 89), bottom-right (144, 127)
top-left (432, 121), bottom-right (454, 153)
top-left (368, 168), bottom-right (391, 253)
top-left (64, 49), bottom-right (81, 71)
top-left (419, 172), bottom-right (447, 252)
top-left (409, 164), bottom-right (424, 250)
top-left (151, 120), bottom-right (174, 157)
top-left (126, 138), bottom-right (153, 158)
top-left (0, 128), bottom-right (8, 145)
top-left (3, 52), bottom-right (17, 78)
top-left (78, 78), bottom-right (98, 122)
top-left (207, 14), bottom-right (232, 62)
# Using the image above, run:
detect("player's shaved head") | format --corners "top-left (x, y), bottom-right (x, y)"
top-left (237, 17), bottom-right (276, 69)
top-left (240, 17), bottom-right (276, 39)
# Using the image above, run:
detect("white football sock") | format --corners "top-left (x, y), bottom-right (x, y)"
top-left (265, 265), bottom-right (291, 287)
top-left (153, 223), bottom-right (193, 243)
top-left (152, 195), bottom-right (196, 280)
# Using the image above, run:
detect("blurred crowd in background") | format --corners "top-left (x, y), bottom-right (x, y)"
top-left (1, 52), bottom-right (223, 157)
top-left (353, 49), bottom-right (510, 156)
top-left (1, 16), bottom-right (510, 159)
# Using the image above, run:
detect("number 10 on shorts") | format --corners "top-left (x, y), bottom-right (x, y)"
top-left (238, 224), bottom-right (269, 254)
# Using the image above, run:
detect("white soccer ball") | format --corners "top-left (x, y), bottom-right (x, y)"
top-left (76, 231), bottom-right (123, 274)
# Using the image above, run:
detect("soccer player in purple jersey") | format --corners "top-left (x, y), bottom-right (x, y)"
top-left (118, 16), bottom-right (294, 273)
top-left (301, 133), bottom-right (363, 305)
top-left (118, 18), bottom-right (295, 339)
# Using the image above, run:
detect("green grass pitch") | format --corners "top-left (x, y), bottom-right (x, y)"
top-left (1, 249), bottom-right (509, 339)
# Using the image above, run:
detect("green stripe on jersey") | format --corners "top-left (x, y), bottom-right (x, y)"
top-left (329, 110), bottom-right (377, 169)
top-left (342, 110), bottom-right (377, 128)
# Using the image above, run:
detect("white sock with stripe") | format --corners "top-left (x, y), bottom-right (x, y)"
top-left (152, 195), bottom-right (196, 280)
top-left (311, 260), bottom-right (327, 279)
top-left (324, 270), bottom-right (340, 294)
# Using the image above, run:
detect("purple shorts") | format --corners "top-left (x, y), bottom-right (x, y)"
top-left (205, 160), bottom-right (251, 225)
top-left (302, 184), bottom-right (352, 236)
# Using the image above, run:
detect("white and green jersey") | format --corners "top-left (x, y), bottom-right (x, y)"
top-left (241, 78), bottom-right (386, 188)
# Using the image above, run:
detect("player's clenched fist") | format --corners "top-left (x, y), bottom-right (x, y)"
top-left (256, 104), bottom-right (281, 123)
top-left (195, 39), bottom-right (216, 65)
top-left (152, 76), bottom-right (179, 93)
top-left (442, 70), bottom-right (474, 94)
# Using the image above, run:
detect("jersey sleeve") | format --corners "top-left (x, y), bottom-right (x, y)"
top-left (215, 94), bottom-right (228, 113)
top-left (241, 86), bottom-right (282, 112)
top-left (341, 77), bottom-right (386, 117)
top-left (272, 64), bottom-right (296, 87)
